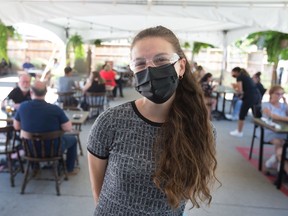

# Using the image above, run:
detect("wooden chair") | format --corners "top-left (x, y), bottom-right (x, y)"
top-left (85, 92), bottom-right (107, 118)
top-left (56, 91), bottom-right (78, 110)
top-left (0, 126), bottom-right (24, 187)
top-left (249, 104), bottom-right (272, 163)
top-left (20, 130), bottom-right (67, 196)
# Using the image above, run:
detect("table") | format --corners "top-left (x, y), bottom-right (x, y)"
top-left (253, 118), bottom-right (288, 189)
top-left (64, 110), bottom-right (89, 156)
top-left (213, 85), bottom-right (235, 120)
top-left (64, 110), bottom-right (89, 127)
top-left (0, 109), bottom-right (89, 126)
top-left (0, 110), bottom-right (13, 123)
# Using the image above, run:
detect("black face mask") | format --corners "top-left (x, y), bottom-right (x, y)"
top-left (134, 63), bottom-right (179, 104)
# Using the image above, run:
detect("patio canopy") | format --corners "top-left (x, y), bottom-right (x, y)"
top-left (1, 0), bottom-right (288, 47)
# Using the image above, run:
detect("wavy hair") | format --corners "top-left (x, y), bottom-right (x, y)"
top-left (131, 26), bottom-right (218, 209)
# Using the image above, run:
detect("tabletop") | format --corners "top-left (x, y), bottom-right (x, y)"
top-left (64, 110), bottom-right (89, 125)
top-left (214, 85), bottom-right (235, 94)
top-left (253, 118), bottom-right (288, 133)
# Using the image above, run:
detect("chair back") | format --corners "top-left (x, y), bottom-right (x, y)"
top-left (85, 92), bottom-right (106, 108)
top-left (21, 130), bottom-right (64, 160)
top-left (252, 104), bottom-right (262, 118)
top-left (56, 91), bottom-right (78, 109)
top-left (0, 125), bottom-right (16, 153)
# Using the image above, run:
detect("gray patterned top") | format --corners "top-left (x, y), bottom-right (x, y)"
top-left (87, 101), bottom-right (185, 215)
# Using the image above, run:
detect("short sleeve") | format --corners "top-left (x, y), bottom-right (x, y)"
top-left (57, 107), bottom-right (69, 124)
top-left (261, 102), bottom-right (269, 117)
top-left (7, 88), bottom-right (16, 101)
top-left (14, 104), bottom-right (22, 121)
top-left (87, 110), bottom-right (115, 159)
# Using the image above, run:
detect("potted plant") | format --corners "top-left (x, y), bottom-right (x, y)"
top-left (0, 21), bottom-right (16, 62)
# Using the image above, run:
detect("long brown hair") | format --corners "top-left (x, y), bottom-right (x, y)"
top-left (131, 26), bottom-right (218, 208)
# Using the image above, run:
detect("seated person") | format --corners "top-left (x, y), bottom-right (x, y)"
top-left (82, 71), bottom-right (106, 94)
top-left (13, 81), bottom-right (79, 175)
top-left (22, 56), bottom-right (34, 71)
top-left (192, 65), bottom-right (206, 82)
top-left (226, 91), bottom-right (242, 121)
top-left (1, 73), bottom-right (31, 110)
top-left (81, 71), bottom-right (106, 111)
top-left (57, 66), bottom-right (79, 106)
top-left (58, 66), bottom-right (78, 92)
top-left (262, 85), bottom-right (288, 173)
top-left (99, 64), bottom-right (116, 91)
top-left (200, 73), bottom-right (217, 119)
top-left (252, 72), bottom-right (266, 97)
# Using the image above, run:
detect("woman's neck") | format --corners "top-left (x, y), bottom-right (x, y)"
top-left (270, 100), bottom-right (280, 107)
top-left (135, 97), bottom-right (174, 123)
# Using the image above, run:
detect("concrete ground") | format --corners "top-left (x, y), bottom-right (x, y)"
top-left (0, 78), bottom-right (287, 216)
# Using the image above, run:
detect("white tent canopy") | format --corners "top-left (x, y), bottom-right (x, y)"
top-left (1, 0), bottom-right (288, 47)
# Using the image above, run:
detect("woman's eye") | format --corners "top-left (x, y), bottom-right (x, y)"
top-left (134, 60), bottom-right (146, 67)
top-left (153, 56), bottom-right (169, 65)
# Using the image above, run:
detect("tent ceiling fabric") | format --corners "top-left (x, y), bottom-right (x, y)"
top-left (0, 0), bottom-right (288, 47)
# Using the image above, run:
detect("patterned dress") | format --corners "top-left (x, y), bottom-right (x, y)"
top-left (87, 101), bottom-right (185, 215)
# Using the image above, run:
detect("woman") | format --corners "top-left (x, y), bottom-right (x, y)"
top-left (87, 26), bottom-right (217, 215)
top-left (99, 64), bottom-right (116, 89)
top-left (252, 71), bottom-right (266, 97)
top-left (200, 72), bottom-right (217, 119)
top-left (82, 71), bottom-right (106, 94)
top-left (230, 67), bottom-right (261, 137)
top-left (192, 65), bottom-right (205, 82)
top-left (262, 85), bottom-right (288, 172)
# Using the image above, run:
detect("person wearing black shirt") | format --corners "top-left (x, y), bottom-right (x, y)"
top-left (230, 67), bottom-right (261, 137)
top-left (252, 71), bottom-right (266, 97)
top-left (1, 73), bottom-right (31, 110)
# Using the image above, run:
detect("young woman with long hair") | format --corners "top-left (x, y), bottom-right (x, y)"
top-left (87, 26), bottom-right (218, 215)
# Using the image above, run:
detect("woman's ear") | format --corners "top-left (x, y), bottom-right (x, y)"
top-left (178, 58), bottom-right (186, 77)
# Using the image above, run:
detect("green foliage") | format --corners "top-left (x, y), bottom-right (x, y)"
top-left (183, 41), bottom-right (190, 49)
top-left (0, 22), bottom-right (16, 62)
top-left (192, 42), bottom-right (214, 54)
top-left (94, 39), bottom-right (102, 47)
top-left (67, 34), bottom-right (85, 59)
top-left (239, 31), bottom-right (288, 64)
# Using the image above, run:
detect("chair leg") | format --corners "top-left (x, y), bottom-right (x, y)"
top-left (76, 133), bottom-right (83, 156)
top-left (275, 142), bottom-right (287, 189)
top-left (249, 125), bottom-right (257, 160)
top-left (61, 158), bottom-right (68, 181)
top-left (6, 153), bottom-right (15, 187)
top-left (53, 161), bottom-right (60, 196)
top-left (17, 149), bottom-right (24, 173)
top-left (21, 162), bottom-right (31, 194)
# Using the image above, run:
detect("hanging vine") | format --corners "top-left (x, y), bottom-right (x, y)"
top-left (0, 21), bottom-right (16, 62)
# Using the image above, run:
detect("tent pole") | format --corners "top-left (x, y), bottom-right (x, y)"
top-left (220, 30), bottom-right (228, 85)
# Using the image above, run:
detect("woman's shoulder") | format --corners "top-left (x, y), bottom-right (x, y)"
top-left (98, 102), bottom-right (133, 118)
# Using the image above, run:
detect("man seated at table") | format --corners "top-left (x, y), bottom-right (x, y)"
top-left (57, 66), bottom-right (79, 106)
top-left (22, 56), bottom-right (35, 71)
top-left (13, 81), bottom-right (79, 175)
top-left (1, 73), bottom-right (31, 110)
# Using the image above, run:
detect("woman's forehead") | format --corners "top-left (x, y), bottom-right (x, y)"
top-left (131, 37), bottom-right (174, 58)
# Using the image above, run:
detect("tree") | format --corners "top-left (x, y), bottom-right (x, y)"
top-left (238, 31), bottom-right (288, 85)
